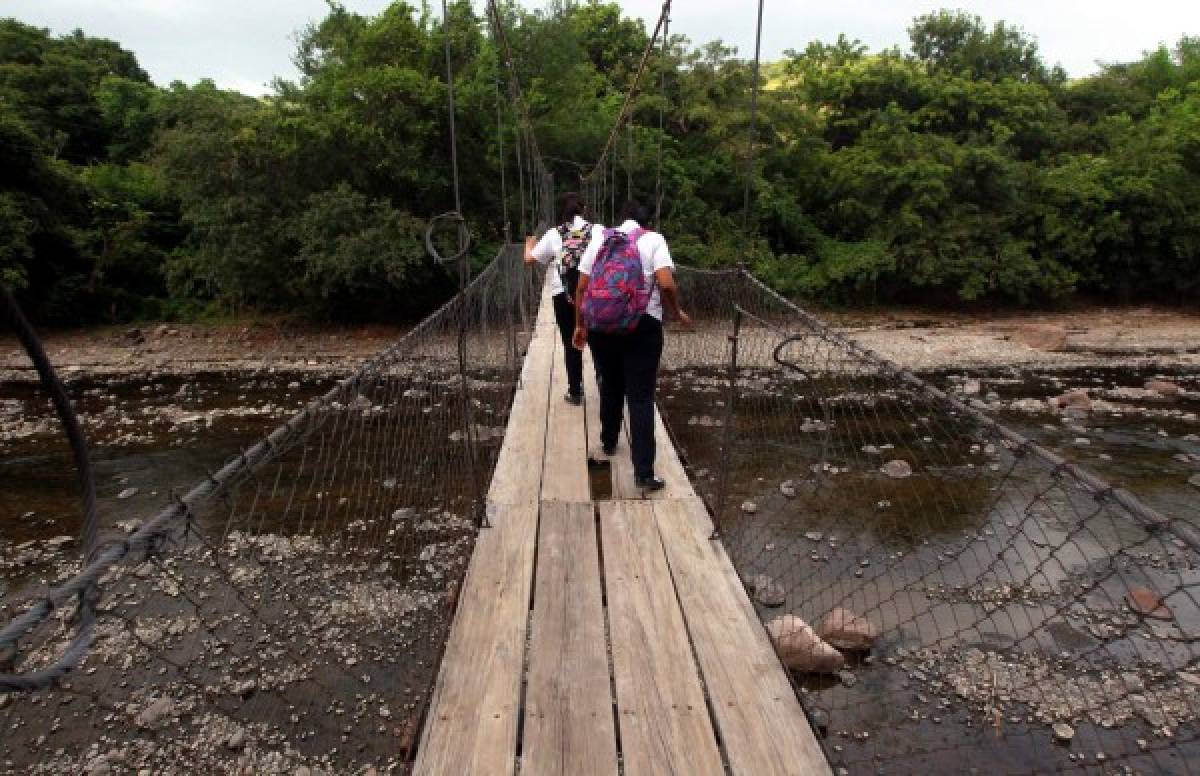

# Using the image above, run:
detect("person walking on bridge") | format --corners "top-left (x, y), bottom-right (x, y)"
top-left (571, 201), bottom-right (691, 492)
top-left (525, 192), bottom-right (605, 405)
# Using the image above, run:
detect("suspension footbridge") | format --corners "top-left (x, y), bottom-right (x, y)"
top-left (2, 0), bottom-right (1198, 772)
top-left (413, 273), bottom-right (828, 776)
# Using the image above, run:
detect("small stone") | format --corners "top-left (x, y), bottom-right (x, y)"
top-left (134, 696), bottom-right (174, 729)
top-left (1052, 722), bottom-right (1074, 743)
top-left (1189, 474), bottom-right (1200, 490)
top-left (881, 460), bottom-right (912, 479)
top-left (804, 531), bottom-right (824, 542)
top-left (117, 487), bottom-right (139, 500)
top-left (765, 615), bottom-right (844, 674)
top-left (837, 670), bottom-right (858, 688)
top-left (226, 730), bottom-right (246, 750)
top-left (1015, 324), bottom-right (1067, 351)
top-left (962, 379), bottom-right (982, 395)
top-left (779, 481), bottom-right (796, 499)
top-left (1145, 380), bottom-right (1180, 397)
top-left (817, 607), bottom-right (878, 651)
top-left (741, 500), bottom-right (758, 515)
top-left (750, 574), bottom-right (787, 607)
top-left (1051, 389), bottom-right (1091, 412)
top-left (1127, 586), bottom-right (1173, 620)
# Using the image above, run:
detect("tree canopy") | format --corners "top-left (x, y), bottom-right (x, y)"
top-left (1, 5), bottom-right (1198, 323)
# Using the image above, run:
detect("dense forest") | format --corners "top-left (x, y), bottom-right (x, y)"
top-left (2, 1), bottom-right (1198, 323)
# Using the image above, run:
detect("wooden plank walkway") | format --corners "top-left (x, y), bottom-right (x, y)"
top-left (415, 270), bottom-right (829, 776)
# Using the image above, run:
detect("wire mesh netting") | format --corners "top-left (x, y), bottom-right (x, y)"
top-left (0, 246), bottom-right (545, 774)
top-left (661, 266), bottom-right (1200, 775)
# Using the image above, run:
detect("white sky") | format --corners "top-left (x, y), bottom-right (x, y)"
top-left (4, 0), bottom-right (1199, 95)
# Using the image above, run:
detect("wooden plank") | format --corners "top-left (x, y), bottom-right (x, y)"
top-left (413, 501), bottom-right (538, 776)
top-left (610, 407), bottom-right (691, 499)
top-left (524, 502), bottom-right (618, 776)
top-left (652, 409), bottom-right (692, 498)
top-left (655, 498), bottom-right (831, 776)
top-left (415, 271), bottom-right (556, 774)
top-left (609, 411), bottom-right (639, 500)
top-left (598, 501), bottom-right (724, 776)
top-left (582, 349), bottom-right (605, 462)
top-left (540, 338), bottom-right (590, 503)
top-left (488, 275), bottom-right (557, 507)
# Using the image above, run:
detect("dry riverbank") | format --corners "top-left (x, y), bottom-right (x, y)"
top-left (3, 307), bottom-right (1198, 383)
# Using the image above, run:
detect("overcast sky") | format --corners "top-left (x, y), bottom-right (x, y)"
top-left (5, 0), bottom-right (1199, 95)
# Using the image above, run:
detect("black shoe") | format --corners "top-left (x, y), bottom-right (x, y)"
top-left (635, 476), bottom-right (666, 492)
top-left (564, 392), bottom-right (582, 406)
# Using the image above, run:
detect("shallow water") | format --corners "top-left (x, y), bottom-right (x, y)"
top-left (0, 373), bottom-right (332, 549)
top-left (658, 363), bottom-right (1200, 774)
top-left (3, 363), bottom-right (1199, 772)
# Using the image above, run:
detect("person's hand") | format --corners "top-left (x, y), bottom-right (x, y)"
top-left (572, 325), bottom-right (587, 351)
top-left (676, 310), bottom-right (694, 329)
top-left (523, 236), bottom-right (537, 265)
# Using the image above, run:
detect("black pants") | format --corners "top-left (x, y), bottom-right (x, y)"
top-left (552, 293), bottom-right (584, 397)
top-left (588, 315), bottom-right (664, 480)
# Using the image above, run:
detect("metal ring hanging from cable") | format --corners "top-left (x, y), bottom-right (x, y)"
top-left (426, 0), bottom-right (473, 272)
top-left (424, 211), bottom-right (472, 266)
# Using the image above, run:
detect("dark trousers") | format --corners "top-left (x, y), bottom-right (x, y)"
top-left (552, 293), bottom-right (584, 397)
top-left (588, 315), bottom-right (664, 480)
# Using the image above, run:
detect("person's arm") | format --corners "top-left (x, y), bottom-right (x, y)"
top-left (526, 230), bottom-right (558, 266)
top-left (571, 232), bottom-right (603, 349)
top-left (572, 273), bottom-right (590, 350)
top-left (655, 268), bottom-right (692, 328)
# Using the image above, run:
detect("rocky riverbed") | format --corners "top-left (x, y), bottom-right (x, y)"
top-left (3, 308), bottom-right (1199, 773)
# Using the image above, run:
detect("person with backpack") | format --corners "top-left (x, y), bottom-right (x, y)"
top-left (571, 200), bottom-right (691, 492)
top-left (525, 192), bottom-right (604, 405)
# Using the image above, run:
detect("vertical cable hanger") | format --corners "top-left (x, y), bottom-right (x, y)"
top-left (626, 123), bottom-right (634, 203)
top-left (495, 56), bottom-right (510, 243)
top-left (739, 0), bottom-right (766, 268)
top-left (424, 0), bottom-right (473, 277)
top-left (654, 7), bottom-right (671, 225)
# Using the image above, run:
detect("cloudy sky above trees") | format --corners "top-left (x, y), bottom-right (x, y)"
top-left (7, 0), bottom-right (1199, 95)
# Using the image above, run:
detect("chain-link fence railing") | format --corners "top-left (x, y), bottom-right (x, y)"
top-left (661, 266), bottom-right (1200, 775)
top-left (0, 247), bottom-right (545, 774)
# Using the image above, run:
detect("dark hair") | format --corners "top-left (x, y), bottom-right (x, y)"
top-left (619, 200), bottom-right (653, 228)
top-left (558, 191), bottom-right (587, 224)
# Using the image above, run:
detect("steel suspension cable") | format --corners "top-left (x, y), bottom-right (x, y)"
top-left (740, 0), bottom-right (766, 249)
top-left (654, 8), bottom-right (671, 224)
top-left (495, 60), bottom-right (510, 241)
top-left (583, 0), bottom-right (672, 188)
top-left (425, 0), bottom-right (473, 271)
top-left (441, 0), bottom-right (462, 216)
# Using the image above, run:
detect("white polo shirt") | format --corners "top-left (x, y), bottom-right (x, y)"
top-left (578, 220), bottom-right (674, 321)
top-left (530, 217), bottom-right (606, 297)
